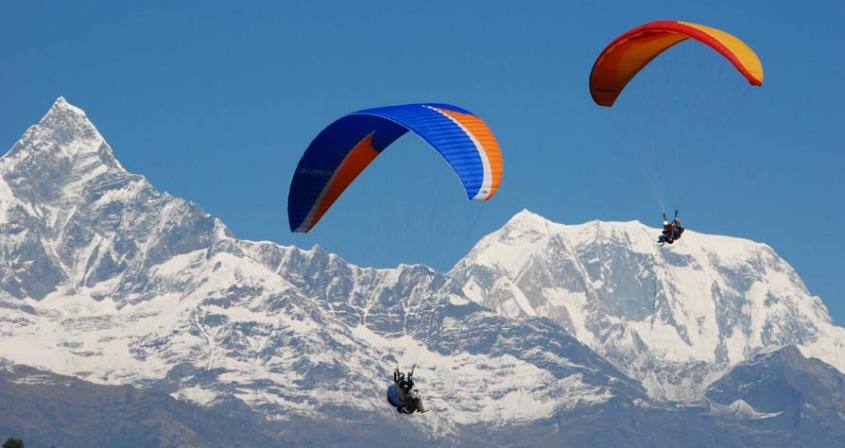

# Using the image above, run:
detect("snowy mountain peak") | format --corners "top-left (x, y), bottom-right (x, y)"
top-left (47, 96), bottom-right (88, 119)
top-left (507, 208), bottom-right (547, 224)
top-left (449, 210), bottom-right (844, 401)
top-left (2, 97), bottom-right (124, 177)
top-left (35, 96), bottom-right (102, 149)
top-left (0, 99), bottom-right (205, 301)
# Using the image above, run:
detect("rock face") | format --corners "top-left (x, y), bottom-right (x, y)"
top-left (0, 98), bottom-right (843, 446)
top-left (707, 346), bottom-right (845, 427)
top-left (0, 362), bottom-right (281, 448)
top-left (702, 346), bottom-right (845, 447)
top-left (447, 209), bottom-right (845, 401)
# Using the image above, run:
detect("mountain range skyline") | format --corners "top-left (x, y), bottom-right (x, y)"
top-left (1, 98), bottom-right (843, 447)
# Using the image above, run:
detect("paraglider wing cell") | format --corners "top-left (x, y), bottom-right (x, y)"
top-left (288, 103), bottom-right (502, 232)
top-left (589, 20), bottom-right (764, 107)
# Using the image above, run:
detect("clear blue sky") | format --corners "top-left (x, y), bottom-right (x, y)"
top-left (1, 1), bottom-right (843, 323)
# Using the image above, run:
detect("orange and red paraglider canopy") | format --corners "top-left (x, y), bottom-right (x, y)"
top-left (590, 21), bottom-right (764, 107)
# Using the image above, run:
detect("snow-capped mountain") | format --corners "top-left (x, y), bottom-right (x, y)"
top-left (447, 208), bottom-right (845, 401)
top-left (1, 98), bottom-right (843, 446)
top-left (0, 98), bottom-right (645, 435)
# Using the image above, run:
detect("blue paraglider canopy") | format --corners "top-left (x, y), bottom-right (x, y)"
top-left (287, 103), bottom-right (503, 233)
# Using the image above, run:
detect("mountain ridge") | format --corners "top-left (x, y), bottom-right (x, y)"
top-left (1, 98), bottom-right (843, 445)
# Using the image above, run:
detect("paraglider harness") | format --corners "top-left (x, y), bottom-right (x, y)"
top-left (387, 365), bottom-right (427, 414)
top-left (658, 210), bottom-right (685, 246)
